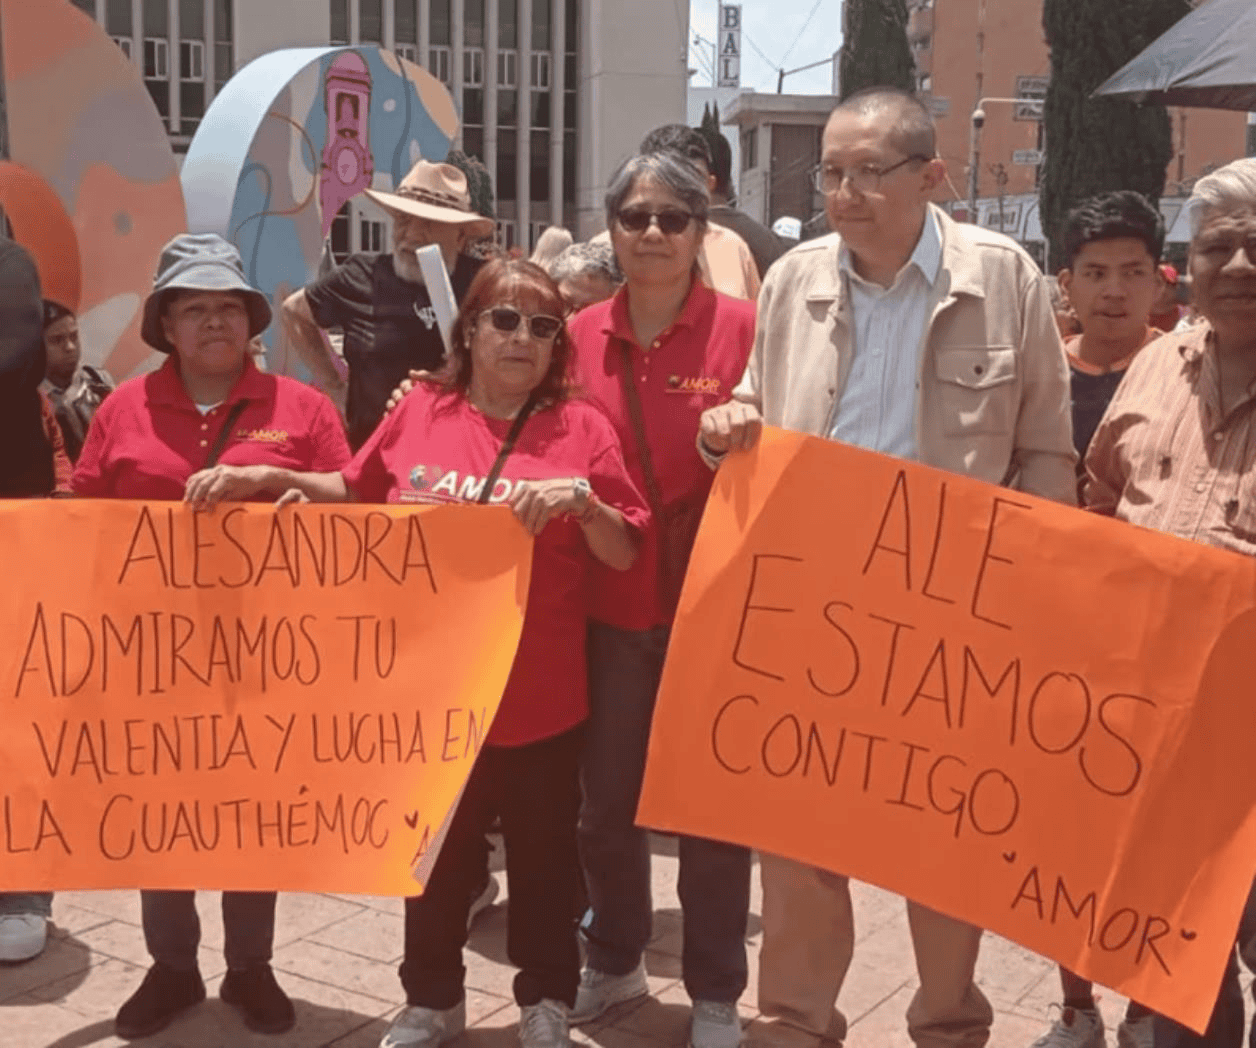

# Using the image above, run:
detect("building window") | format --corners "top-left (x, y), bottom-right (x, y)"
top-left (500, 0), bottom-right (518, 50)
top-left (465, 0), bottom-right (485, 48)
top-left (144, 38), bottom-right (169, 79)
top-left (214, 0), bottom-right (233, 88)
top-left (113, 36), bottom-right (133, 60)
top-left (430, 0), bottom-right (451, 46)
top-left (181, 40), bottom-right (205, 80)
top-left (70, 0), bottom-right (95, 15)
top-left (530, 128), bottom-right (549, 201)
top-left (463, 88), bottom-right (484, 126)
top-left (396, 44), bottom-right (418, 63)
top-left (395, 0), bottom-right (418, 44)
top-left (497, 129), bottom-right (517, 200)
top-left (180, 0), bottom-right (204, 39)
top-left (360, 0), bottom-right (383, 43)
top-left (531, 0), bottom-right (551, 51)
top-left (330, 0), bottom-right (349, 44)
top-left (530, 52), bottom-right (551, 90)
top-left (106, 0), bottom-right (132, 36)
top-left (531, 90), bottom-right (550, 128)
top-left (360, 218), bottom-right (386, 253)
top-left (181, 82), bottom-right (204, 134)
top-left (741, 128), bottom-right (757, 171)
top-left (497, 88), bottom-right (518, 127)
top-left (498, 51), bottom-right (518, 88)
top-left (429, 45), bottom-right (451, 84)
top-left (463, 49), bottom-right (484, 86)
top-left (496, 220), bottom-right (516, 250)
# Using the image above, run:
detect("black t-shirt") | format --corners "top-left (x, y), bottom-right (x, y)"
top-left (1070, 366), bottom-right (1127, 498)
top-left (305, 252), bottom-right (482, 449)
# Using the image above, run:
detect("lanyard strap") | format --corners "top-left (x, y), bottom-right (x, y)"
top-left (477, 389), bottom-right (542, 504)
top-left (204, 400), bottom-right (250, 469)
top-left (616, 342), bottom-right (666, 516)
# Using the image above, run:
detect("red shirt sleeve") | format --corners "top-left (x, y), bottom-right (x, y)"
top-left (584, 405), bottom-right (651, 533)
top-left (40, 392), bottom-right (73, 494)
top-left (308, 394), bottom-right (353, 472)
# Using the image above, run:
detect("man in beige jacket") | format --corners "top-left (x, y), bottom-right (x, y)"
top-left (699, 88), bottom-right (1076, 1048)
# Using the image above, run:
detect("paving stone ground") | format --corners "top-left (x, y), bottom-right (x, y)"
top-left (2, 838), bottom-right (1245, 1048)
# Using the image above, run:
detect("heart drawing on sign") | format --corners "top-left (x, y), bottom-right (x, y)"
top-left (1181, 929), bottom-right (1198, 941)
top-left (404, 812), bottom-right (419, 829)
top-left (1002, 852), bottom-right (1017, 863)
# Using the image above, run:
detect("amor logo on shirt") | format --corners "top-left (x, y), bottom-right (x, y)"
top-left (404, 464), bottom-right (516, 504)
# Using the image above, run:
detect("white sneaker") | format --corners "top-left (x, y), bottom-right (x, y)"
top-left (0, 914), bottom-right (47, 963)
top-left (468, 875), bottom-right (499, 931)
top-left (690, 1000), bottom-right (742, 1048)
top-left (570, 960), bottom-right (648, 1024)
top-left (380, 1000), bottom-right (466, 1048)
top-left (1030, 1007), bottom-right (1105, 1048)
top-left (1117, 1015), bottom-right (1153, 1048)
top-left (519, 999), bottom-right (570, 1048)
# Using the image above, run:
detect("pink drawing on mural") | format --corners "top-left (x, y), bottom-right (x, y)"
top-left (320, 51), bottom-right (375, 239)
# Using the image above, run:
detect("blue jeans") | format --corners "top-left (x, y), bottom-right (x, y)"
top-left (579, 622), bottom-right (751, 1004)
top-left (141, 890), bottom-right (276, 972)
top-left (0, 892), bottom-right (52, 917)
top-left (1153, 877), bottom-right (1256, 1048)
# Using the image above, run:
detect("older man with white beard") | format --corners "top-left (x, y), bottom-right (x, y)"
top-left (283, 160), bottom-right (494, 449)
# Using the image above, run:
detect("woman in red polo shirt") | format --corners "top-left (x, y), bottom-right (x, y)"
top-left (247, 258), bottom-right (648, 1048)
top-left (72, 234), bottom-right (351, 1041)
top-left (562, 146), bottom-right (757, 1044)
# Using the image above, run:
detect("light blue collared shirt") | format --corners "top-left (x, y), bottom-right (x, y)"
top-left (829, 211), bottom-right (943, 459)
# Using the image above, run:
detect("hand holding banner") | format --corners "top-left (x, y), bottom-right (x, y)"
top-left (0, 500), bottom-right (531, 896)
top-left (638, 426), bottom-right (1256, 1032)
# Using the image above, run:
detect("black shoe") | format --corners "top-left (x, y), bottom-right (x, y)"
top-left (220, 964), bottom-right (296, 1034)
top-left (115, 962), bottom-right (206, 1039)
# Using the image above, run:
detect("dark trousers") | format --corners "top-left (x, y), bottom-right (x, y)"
top-left (400, 727), bottom-right (584, 1010)
top-left (141, 890), bottom-right (276, 971)
top-left (579, 622), bottom-right (751, 1004)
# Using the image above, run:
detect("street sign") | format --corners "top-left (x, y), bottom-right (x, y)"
top-left (1012, 149), bottom-right (1043, 166)
top-left (1014, 75), bottom-right (1048, 120)
top-left (718, 5), bottom-right (741, 88)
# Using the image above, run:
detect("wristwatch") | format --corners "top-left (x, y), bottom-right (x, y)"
top-left (572, 477), bottom-right (592, 514)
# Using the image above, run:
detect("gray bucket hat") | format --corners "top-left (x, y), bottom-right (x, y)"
top-left (141, 233), bottom-right (272, 353)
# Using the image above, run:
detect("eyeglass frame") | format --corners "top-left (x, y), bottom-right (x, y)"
top-left (813, 153), bottom-right (935, 196)
top-left (477, 305), bottom-right (564, 341)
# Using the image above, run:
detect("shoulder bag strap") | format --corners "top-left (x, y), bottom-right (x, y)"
top-left (204, 400), bottom-right (250, 469)
top-left (616, 341), bottom-right (666, 516)
top-left (477, 389), bottom-right (542, 505)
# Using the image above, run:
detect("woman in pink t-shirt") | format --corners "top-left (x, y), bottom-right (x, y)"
top-left (244, 259), bottom-right (649, 1048)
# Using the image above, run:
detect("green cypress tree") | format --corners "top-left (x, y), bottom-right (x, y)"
top-left (1040, 0), bottom-right (1190, 270)
top-left (444, 148), bottom-right (495, 219)
top-left (838, 0), bottom-right (915, 101)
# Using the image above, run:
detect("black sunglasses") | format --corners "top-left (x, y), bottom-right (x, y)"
top-left (481, 306), bottom-right (563, 340)
top-left (616, 207), bottom-right (695, 235)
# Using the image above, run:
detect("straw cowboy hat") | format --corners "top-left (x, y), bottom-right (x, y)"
top-left (365, 160), bottom-right (495, 237)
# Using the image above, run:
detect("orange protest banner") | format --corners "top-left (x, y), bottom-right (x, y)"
top-left (638, 427), bottom-right (1256, 1033)
top-left (0, 500), bottom-right (531, 896)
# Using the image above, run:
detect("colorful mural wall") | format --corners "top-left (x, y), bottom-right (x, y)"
top-left (0, 0), bottom-right (187, 380)
top-left (181, 46), bottom-right (460, 376)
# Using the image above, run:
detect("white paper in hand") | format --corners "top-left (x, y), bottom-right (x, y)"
top-left (416, 244), bottom-right (457, 357)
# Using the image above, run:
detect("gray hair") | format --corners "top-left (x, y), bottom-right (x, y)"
top-left (604, 151), bottom-right (710, 234)
top-left (1187, 158), bottom-right (1256, 238)
top-left (548, 241), bottom-right (623, 284)
top-left (529, 226), bottom-right (574, 270)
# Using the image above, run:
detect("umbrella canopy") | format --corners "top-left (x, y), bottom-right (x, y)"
top-left (1095, 0), bottom-right (1256, 111)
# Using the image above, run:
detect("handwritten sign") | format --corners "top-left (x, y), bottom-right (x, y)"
top-left (637, 427), bottom-right (1256, 1033)
top-left (0, 500), bottom-right (531, 895)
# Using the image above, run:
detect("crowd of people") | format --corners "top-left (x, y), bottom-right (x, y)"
top-left (1, 83), bottom-right (1254, 1048)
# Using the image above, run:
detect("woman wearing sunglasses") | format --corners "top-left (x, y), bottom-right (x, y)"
top-left (563, 149), bottom-right (758, 1048)
top-left (216, 258), bottom-right (649, 1048)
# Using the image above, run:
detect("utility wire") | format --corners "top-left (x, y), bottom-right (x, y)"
top-left (779, 0), bottom-right (827, 69)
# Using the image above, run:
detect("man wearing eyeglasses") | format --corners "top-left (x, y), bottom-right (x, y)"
top-left (698, 87), bottom-right (1075, 1048)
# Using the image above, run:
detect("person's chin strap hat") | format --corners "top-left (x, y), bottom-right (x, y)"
top-left (140, 233), bottom-right (272, 353)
